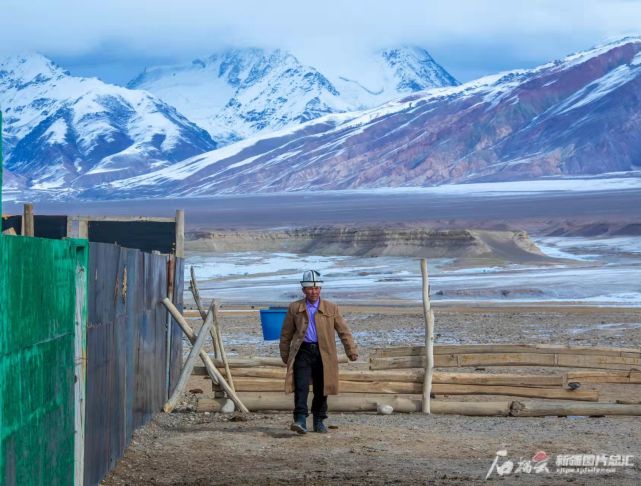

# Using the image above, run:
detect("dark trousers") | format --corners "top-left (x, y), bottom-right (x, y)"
top-left (293, 342), bottom-right (328, 420)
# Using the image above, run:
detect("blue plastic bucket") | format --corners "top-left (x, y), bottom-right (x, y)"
top-left (259, 308), bottom-right (288, 340)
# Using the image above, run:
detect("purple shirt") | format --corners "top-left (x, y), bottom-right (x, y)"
top-left (303, 299), bottom-right (320, 343)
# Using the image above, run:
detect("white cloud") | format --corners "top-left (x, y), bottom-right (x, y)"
top-left (2, 0), bottom-right (641, 82)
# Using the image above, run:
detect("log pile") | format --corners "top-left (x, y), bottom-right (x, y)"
top-left (192, 343), bottom-right (641, 416)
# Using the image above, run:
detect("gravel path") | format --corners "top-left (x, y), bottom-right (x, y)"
top-left (102, 305), bottom-right (641, 485)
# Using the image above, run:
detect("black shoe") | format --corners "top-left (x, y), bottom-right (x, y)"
top-left (313, 418), bottom-right (328, 433)
top-left (290, 416), bottom-right (307, 434)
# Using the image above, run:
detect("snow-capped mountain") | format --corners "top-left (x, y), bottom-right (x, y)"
top-left (127, 47), bottom-right (458, 143)
top-left (0, 54), bottom-right (216, 190)
top-left (92, 37), bottom-right (641, 198)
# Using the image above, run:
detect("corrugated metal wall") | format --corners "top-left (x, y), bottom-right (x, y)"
top-left (83, 243), bottom-right (183, 486)
top-left (0, 235), bottom-right (88, 486)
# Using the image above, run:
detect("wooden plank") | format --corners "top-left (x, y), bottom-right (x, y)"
top-left (565, 371), bottom-right (641, 384)
top-left (175, 210), bottom-right (185, 257)
top-left (66, 216), bottom-right (73, 238)
top-left (22, 203), bottom-right (34, 236)
top-left (215, 378), bottom-right (597, 401)
top-left (77, 215), bottom-right (175, 223)
top-left (212, 356), bottom-right (349, 368)
top-left (200, 366), bottom-right (564, 387)
top-left (371, 344), bottom-right (641, 358)
top-left (78, 219), bottom-right (89, 239)
top-left (556, 354), bottom-right (641, 370)
top-left (197, 394), bottom-right (512, 416)
top-left (433, 384), bottom-right (596, 401)
top-left (73, 246), bottom-right (88, 486)
top-left (511, 400), bottom-right (641, 417)
top-left (430, 372), bottom-right (564, 387)
top-left (370, 353), bottom-right (641, 370)
top-left (369, 354), bottom-right (458, 370)
top-left (457, 353), bottom-right (557, 367)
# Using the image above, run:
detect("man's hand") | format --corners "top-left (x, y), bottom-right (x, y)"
top-left (348, 353), bottom-right (358, 362)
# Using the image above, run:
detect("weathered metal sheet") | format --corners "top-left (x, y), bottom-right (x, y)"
top-left (0, 235), bottom-right (88, 486)
top-left (1, 215), bottom-right (69, 239)
top-left (83, 243), bottom-right (183, 486)
top-left (87, 220), bottom-right (176, 254)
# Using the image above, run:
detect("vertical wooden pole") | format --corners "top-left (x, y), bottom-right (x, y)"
top-left (175, 209), bottom-right (185, 258)
top-left (213, 300), bottom-right (235, 392)
top-left (66, 216), bottom-right (74, 238)
top-left (78, 218), bottom-right (89, 239)
top-left (73, 250), bottom-right (87, 486)
top-left (22, 203), bottom-right (34, 236)
top-left (421, 259), bottom-right (434, 414)
top-left (190, 266), bottom-right (220, 359)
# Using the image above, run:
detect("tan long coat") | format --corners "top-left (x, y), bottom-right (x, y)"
top-left (279, 298), bottom-right (357, 395)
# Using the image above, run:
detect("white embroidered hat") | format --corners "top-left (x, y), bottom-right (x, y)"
top-left (300, 270), bottom-right (323, 287)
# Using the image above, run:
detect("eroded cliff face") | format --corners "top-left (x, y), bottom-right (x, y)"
top-left (186, 227), bottom-right (546, 262)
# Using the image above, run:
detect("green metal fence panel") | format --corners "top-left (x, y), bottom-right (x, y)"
top-left (0, 236), bottom-right (88, 486)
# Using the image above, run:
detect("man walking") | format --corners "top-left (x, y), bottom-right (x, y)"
top-left (279, 270), bottom-right (358, 434)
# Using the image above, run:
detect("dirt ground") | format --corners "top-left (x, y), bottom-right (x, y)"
top-left (102, 305), bottom-right (641, 485)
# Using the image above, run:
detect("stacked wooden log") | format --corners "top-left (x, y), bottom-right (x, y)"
top-left (194, 343), bottom-right (641, 416)
top-left (197, 395), bottom-right (641, 416)
top-left (198, 365), bottom-right (597, 401)
top-left (369, 344), bottom-right (641, 371)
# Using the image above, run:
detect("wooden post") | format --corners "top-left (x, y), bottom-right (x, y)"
top-left (73, 251), bottom-right (87, 486)
top-left (66, 216), bottom-right (73, 238)
top-left (78, 218), bottom-right (89, 239)
top-left (190, 266), bottom-right (220, 359)
top-left (164, 300), bottom-right (215, 412)
top-left (213, 300), bottom-right (235, 391)
top-left (22, 203), bottom-right (34, 236)
top-left (420, 259), bottom-right (434, 414)
top-left (161, 298), bottom-right (249, 413)
top-left (175, 209), bottom-right (185, 258)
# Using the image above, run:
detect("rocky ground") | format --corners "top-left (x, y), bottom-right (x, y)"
top-left (101, 305), bottom-right (641, 485)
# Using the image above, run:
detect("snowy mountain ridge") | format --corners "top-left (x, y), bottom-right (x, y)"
top-left (127, 46), bottom-right (459, 144)
top-left (86, 37), bottom-right (641, 198)
top-left (0, 53), bottom-right (217, 189)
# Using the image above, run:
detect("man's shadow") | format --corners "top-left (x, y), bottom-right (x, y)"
top-left (218, 425), bottom-right (315, 439)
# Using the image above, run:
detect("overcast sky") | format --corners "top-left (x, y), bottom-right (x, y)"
top-left (2, 0), bottom-right (641, 84)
